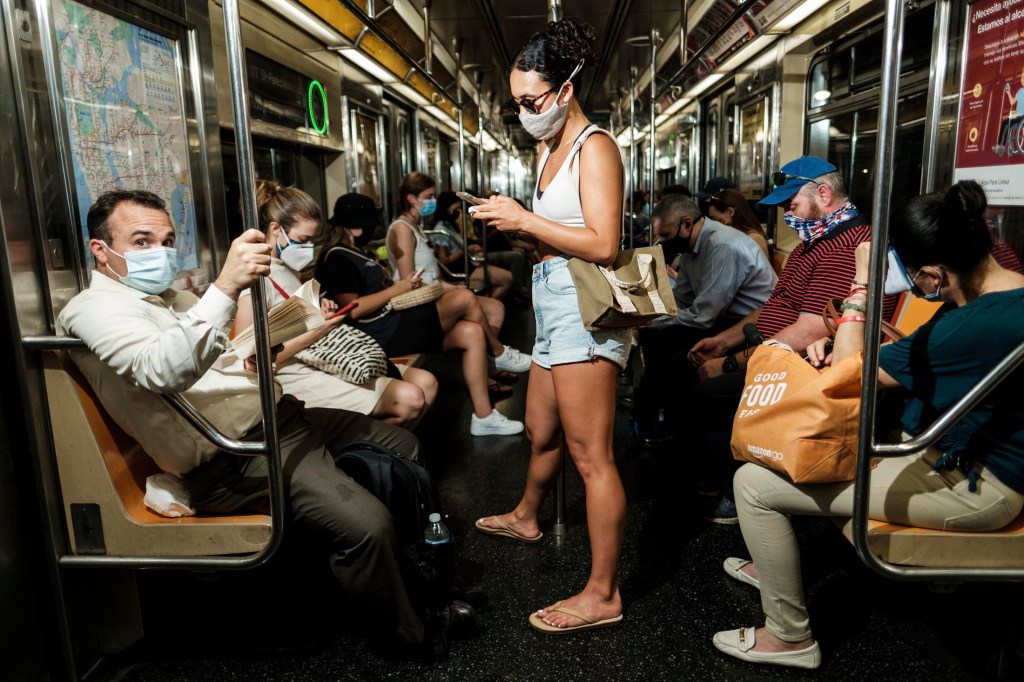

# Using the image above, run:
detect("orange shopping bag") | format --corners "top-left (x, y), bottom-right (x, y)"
top-left (730, 345), bottom-right (863, 483)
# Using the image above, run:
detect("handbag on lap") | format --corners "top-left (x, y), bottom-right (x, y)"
top-left (390, 280), bottom-right (444, 310)
top-left (567, 245), bottom-right (677, 331)
top-left (730, 345), bottom-right (864, 483)
top-left (295, 323), bottom-right (389, 384)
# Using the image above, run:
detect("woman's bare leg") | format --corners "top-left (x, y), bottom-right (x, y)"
top-left (470, 265), bottom-right (514, 300)
top-left (534, 358), bottom-right (624, 628)
top-left (436, 288), bottom-right (505, 356)
top-left (441, 319), bottom-right (492, 417)
top-left (477, 362), bottom-right (562, 539)
top-left (371, 380), bottom-right (426, 427)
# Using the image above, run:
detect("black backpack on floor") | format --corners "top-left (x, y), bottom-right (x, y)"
top-left (334, 441), bottom-right (454, 657)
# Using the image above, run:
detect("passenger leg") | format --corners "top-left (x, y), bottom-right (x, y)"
top-left (435, 287), bottom-right (506, 357)
top-left (371, 379), bottom-right (427, 427)
top-left (533, 358), bottom-right (625, 629)
top-left (477, 362), bottom-right (563, 539)
top-left (186, 397), bottom-right (425, 643)
top-left (469, 264), bottom-right (514, 300)
top-left (441, 318), bottom-right (493, 418)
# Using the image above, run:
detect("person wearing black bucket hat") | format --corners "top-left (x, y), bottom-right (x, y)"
top-left (329, 192), bottom-right (380, 250)
top-left (696, 176), bottom-right (736, 216)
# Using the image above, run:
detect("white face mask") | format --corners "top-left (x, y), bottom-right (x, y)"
top-left (518, 61), bottom-right (584, 141)
top-left (278, 235), bottom-right (315, 272)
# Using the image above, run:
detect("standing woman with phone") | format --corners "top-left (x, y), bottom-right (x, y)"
top-left (472, 17), bottom-right (628, 633)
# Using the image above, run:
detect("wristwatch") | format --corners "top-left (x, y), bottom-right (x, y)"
top-left (722, 354), bottom-right (738, 373)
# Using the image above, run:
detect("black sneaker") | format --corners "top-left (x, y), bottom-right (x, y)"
top-left (699, 496), bottom-right (739, 525)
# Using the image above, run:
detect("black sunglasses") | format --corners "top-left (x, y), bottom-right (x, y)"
top-left (505, 88), bottom-right (556, 115)
top-left (771, 171), bottom-right (822, 187)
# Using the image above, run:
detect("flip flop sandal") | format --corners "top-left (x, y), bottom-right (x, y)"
top-left (474, 516), bottom-right (543, 543)
top-left (528, 601), bottom-right (624, 635)
top-left (489, 369), bottom-right (519, 385)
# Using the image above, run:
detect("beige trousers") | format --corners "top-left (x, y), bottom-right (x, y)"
top-left (733, 448), bottom-right (1023, 642)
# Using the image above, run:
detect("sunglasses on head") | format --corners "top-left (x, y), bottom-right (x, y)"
top-left (771, 171), bottom-right (822, 187)
top-left (505, 88), bottom-right (556, 115)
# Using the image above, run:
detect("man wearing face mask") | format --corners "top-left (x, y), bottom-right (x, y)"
top-left (682, 156), bottom-right (899, 522)
top-left (57, 190), bottom-right (438, 650)
top-left (633, 194), bottom-right (776, 444)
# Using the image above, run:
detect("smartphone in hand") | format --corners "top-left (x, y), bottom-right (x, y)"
top-left (456, 191), bottom-right (486, 206)
top-left (332, 301), bottom-right (359, 318)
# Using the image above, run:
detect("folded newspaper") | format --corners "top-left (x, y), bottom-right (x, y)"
top-left (231, 279), bottom-right (323, 359)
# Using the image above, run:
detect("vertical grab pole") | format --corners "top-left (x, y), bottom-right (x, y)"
top-left (648, 28), bottom-right (659, 246)
top-left (629, 67), bottom-right (637, 249)
top-left (477, 72), bottom-right (488, 291)
top-left (221, 0), bottom-right (285, 537)
top-left (454, 38), bottom-right (471, 279)
top-left (553, 436), bottom-right (568, 535)
top-left (853, 0), bottom-right (905, 574)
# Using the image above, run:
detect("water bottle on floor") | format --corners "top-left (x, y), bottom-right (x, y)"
top-left (424, 513), bottom-right (451, 546)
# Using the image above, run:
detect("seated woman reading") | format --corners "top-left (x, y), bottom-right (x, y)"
top-left (234, 180), bottom-right (438, 428)
top-left (714, 180), bottom-right (1024, 670)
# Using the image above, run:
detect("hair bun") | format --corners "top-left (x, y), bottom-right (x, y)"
top-left (547, 17), bottom-right (597, 67)
top-left (943, 180), bottom-right (986, 223)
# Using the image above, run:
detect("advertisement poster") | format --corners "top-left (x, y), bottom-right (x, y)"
top-left (954, 0), bottom-right (1024, 205)
top-left (739, 99), bottom-right (767, 200)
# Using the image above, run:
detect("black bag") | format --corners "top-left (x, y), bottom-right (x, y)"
top-left (334, 441), bottom-right (454, 656)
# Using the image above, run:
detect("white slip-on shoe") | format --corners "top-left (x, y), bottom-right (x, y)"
top-left (494, 345), bottom-right (532, 373)
top-left (712, 627), bottom-right (821, 669)
top-left (723, 557), bottom-right (760, 590)
top-left (470, 409), bottom-right (525, 436)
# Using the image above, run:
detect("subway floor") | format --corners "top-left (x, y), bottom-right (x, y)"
top-left (92, 300), bottom-right (1021, 682)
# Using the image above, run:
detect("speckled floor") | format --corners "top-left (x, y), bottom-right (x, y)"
top-left (91, 302), bottom-right (1023, 681)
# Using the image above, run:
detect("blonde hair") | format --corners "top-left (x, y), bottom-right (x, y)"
top-left (253, 179), bottom-right (322, 236)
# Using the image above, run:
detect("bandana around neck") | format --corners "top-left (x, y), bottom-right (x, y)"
top-left (784, 202), bottom-right (859, 243)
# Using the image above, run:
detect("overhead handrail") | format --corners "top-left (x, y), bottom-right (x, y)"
top-left (856, 0), bottom-right (1024, 581)
top-left (335, 0), bottom-right (458, 108)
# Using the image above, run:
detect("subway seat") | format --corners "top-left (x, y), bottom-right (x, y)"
top-left (43, 351), bottom-right (271, 557)
top-left (837, 515), bottom-right (1024, 568)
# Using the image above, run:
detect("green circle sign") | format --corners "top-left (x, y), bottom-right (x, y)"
top-left (308, 80), bottom-right (328, 134)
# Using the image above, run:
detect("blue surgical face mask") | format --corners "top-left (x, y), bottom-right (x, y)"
top-left (104, 242), bottom-right (179, 294)
top-left (419, 198), bottom-right (437, 217)
top-left (884, 246), bottom-right (914, 295)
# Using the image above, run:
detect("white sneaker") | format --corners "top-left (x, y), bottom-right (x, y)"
top-left (470, 409), bottom-right (525, 436)
top-left (494, 345), bottom-right (532, 373)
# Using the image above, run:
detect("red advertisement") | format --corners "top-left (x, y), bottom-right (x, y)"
top-left (954, 0), bottom-right (1024, 205)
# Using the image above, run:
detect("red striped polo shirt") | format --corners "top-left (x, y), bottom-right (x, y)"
top-left (757, 215), bottom-right (897, 339)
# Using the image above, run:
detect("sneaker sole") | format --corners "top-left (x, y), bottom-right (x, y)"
top-left (704, 515), bottom-right (740, 525)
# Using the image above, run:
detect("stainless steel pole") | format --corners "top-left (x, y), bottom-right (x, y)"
top-left (454, 39), bottom-right (471, 278)
top-left (477, 74), bottom-right (488, 292)
top-left (629, 67), bottom-right (637, 249)
top-left (423, 1), bottom-right (433, 75)
top-left (648, 28), bottom-right (659, 245)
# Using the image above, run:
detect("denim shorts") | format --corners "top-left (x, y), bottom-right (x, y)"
top-left (531, 256), bottom-right (632, 369)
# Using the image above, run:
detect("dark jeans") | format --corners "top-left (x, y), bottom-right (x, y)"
top-left (186, 395), bottom-right (424, 643)
top-left (685, 372), bottom-right (747, 499)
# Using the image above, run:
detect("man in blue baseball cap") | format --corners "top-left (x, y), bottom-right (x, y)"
top-left (675, 155), bottom-right (897, 523)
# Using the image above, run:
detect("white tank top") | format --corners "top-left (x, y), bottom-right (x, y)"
top-left (387, 218), bottom-right (440, 283)
top-left (532, 125), bottom-right (617, 227)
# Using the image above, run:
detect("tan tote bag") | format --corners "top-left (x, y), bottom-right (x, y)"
top-left (567, 245), bottom-right (677, 331)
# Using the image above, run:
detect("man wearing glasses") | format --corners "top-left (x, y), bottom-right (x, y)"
top-left (682, 155), bottom-right (896, 522)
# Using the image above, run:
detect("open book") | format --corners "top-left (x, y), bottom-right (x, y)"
top-left (231, 279), bottom-right (323, 359)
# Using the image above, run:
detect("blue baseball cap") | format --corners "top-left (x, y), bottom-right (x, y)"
top-left (757, 155), bottom-right (837, 207)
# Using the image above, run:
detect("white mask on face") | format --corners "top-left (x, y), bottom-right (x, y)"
top-left (278, 234), bottom-right (315, 272)
top-left (518, 61), bottom-right (584, 141)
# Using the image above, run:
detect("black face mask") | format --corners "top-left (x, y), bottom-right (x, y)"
top-left (449, 209), bottom-right (461, 223)
top-left (352, 227), bottom-right (375, 248)
top-left (660, 220), bottom-right (692, 258)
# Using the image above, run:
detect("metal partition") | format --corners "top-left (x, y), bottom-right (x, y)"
top-left (857, 0), bottom-right (1024, 582)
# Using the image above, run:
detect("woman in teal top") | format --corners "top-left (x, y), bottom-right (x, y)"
top-left (712, 180), bottom-right (1024, 670)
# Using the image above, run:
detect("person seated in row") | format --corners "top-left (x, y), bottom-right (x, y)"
top-left (634, 194), bottom-right (776, 442)
top-left (685, 155), bottom-right (898, 522)
top-left (58, 189), bottom-right (429, 646)
top-left (230, 180), bottom-right (437, 428)
top-left (705, 188), bottom-right (772, 264)
top-left (714, 180), bottom-right (1024, 670)
top-left (429, 190), bottom-right (516, 300)
top-left (387, 173), bottom-right (529, 393)
top-left (316, 199), bottom-right (528, 437)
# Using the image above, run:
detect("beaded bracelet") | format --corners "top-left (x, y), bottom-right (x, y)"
top-left (836, 315), bottom-right (867, 327)
top-left (842, 301), bottom-right (867, 313)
